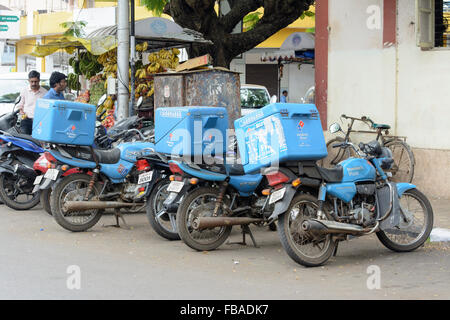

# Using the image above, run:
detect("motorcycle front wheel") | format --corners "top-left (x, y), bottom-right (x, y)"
top-left (146, 179), bottom-right (180, 241)
top-left (176, 186), bottom-right (232, 252)
top-left (50, 173), bottom-right (102, 232)
top-left (376, 188), bottom-right (433, 252)
top-left (0, 172), bottom-right (40, 210)
top-left (278, 194), bottom-right (336, 267)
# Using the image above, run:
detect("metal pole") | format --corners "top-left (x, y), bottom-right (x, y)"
top-left (117, 0), bottom-right (129, 121)
top-left (129, 0), bottom-right (136, 116)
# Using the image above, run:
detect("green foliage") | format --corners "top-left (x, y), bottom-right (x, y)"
top-left (141, 0), bottom-right (169, 16)
top-left (61, 20), bottom-right (87, 37)
top-left (243, 12), bottom-right (262, 31)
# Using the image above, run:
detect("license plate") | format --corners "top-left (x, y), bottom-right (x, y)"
top-left (269, 187), bottom-right (286, 205)
top-left (44, 168), bottom-right (59, 181)
top-left (34, 175), bottom-right (43, 185)
top-left (167, 181), bottom-right (184, 193)
top-left (138, 171), bottom-right (154, 184)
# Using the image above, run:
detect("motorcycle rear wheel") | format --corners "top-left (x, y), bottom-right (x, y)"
top-left (376, 188), bottom-right (433, 252)
top-left (50, 173), bottom-right (102, 232)
top-left (278, 194), bottom-right (336, 267)
top-left (146, 179), bottom-right (180, 241)
top-left (177, 186), bottom-right (232, 251)
top-left (0, 172), bottom-right (40, 210)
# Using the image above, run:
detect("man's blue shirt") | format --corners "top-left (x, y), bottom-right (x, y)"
top-left (280, 95), bottom-right (287, 103)
top-left (43, 88), bottom-right (65, 100)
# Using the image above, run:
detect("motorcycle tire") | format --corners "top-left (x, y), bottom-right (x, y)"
top-left (278, 194), bottom-right (336, 267)
top-left (50, 173), bottom-right (102, 232)
top-left (0, 172), bottom-right (40, 211)
top-left (177, 186), bottom-right (232, 252)
top-left (376, 188), bottom-right (433, 252)
top-left (40, 188), bottom-right (52, 215)
top-left (146, 179), bottom-right (180, 241)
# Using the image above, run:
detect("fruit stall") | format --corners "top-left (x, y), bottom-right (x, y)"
top-left (31, 17), bottom-right (212, 129)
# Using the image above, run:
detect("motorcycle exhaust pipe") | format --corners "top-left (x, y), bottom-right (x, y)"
top-left (192, 217), bottom-right (264, 230)
top-left (301, 219), bottom-right (365, 236)
top-left (14, 164), bottom-right (37, 179)
top-left (63, 201), bottom-right (136, 212)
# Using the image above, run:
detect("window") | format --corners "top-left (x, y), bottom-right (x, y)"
top-left (416, 0), bottom-right (450, 48)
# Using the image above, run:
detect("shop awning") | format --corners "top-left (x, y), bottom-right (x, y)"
top-left (31, 17), bottom-right (211, 57)
top-left (260, 32), bottom-right (315, 63)
top-left (30, 34), bottom-right (117, 57)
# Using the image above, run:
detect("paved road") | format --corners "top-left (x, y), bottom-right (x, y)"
top-left (0, 199), bottom-right (449, 300)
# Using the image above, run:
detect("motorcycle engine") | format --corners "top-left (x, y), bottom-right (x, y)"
top-left (350, 203), bottom-right (375, 227)
top-left (122, 183), bottom-right (141, 201)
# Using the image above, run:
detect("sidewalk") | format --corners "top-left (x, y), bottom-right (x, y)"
top-left (430, 198), bottom-right (450, 229)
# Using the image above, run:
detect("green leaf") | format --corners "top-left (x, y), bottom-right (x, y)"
top-left (141, 0), bottom-right (169, 16)
top-left (243, 12), bottom-right (262, 31)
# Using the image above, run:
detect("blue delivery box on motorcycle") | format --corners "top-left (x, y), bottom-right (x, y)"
top-left (32, 99), bottom-right (96, 146)
top-left (234, 103), bottom-right (327, 174)
top-left (154, 107), bottom-right (229, 158)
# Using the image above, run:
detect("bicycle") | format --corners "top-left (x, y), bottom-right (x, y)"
top-left (318, 114), bottom-right (415, 183)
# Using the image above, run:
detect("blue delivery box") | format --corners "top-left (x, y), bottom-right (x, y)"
top-left (155, 107), bottom-right (229, 158)
top-left (234, 103), bottom-right (328, 174)
top-left (32, 99), bottom-right (96, 146)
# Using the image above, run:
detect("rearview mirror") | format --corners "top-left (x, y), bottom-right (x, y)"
top-left (97, 94), bottom-right (107, 107)
top-left (270, 95), bottom-right (277, 104)
top-left (329, 123), bottom-right (341, 134)
top-left (136, 96), bottom-right (144, 108)
top-left (14, 95), bottom-right (21, 105)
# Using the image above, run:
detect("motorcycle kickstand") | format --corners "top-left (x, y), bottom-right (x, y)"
top-left (333, 241), bottom-right (339, 257)
top-left (103, 208), bottom-right (131, 230)
top-left (227, 224), bottom-right (259, 248)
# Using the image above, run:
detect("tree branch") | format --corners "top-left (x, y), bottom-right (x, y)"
top-left (228, 0), bottom-right (315, 56)
top-left (220, 0), bottom-right (263, 34)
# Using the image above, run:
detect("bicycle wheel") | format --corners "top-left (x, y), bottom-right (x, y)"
top-left (318, 137), bottom-right (354, 168)
top-left (385, 140), bottom-right (415, 183)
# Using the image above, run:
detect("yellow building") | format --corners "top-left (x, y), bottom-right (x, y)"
top-left (11, 0), bottom-right (315, 93)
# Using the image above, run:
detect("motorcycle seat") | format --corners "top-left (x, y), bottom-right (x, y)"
top-left (227, 163), bottom-right (245, 175)
top-left (61, 146), bottom-right (121, 164)
top-left (317, 166), bottom-right (343, 182)
top-left (11, 133), bottom-right (43, 146)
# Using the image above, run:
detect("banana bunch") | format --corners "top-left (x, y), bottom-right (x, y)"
top-left (96, 95), bottom-right (114, 116)
top-left (75, 51), bottom-right (103, 78)
top-left (67, 73), bottom-right (81, 91)
top-left (135, 68), bottom-right (147, 79)
top-left (135, 42), bottom-right (148, 52)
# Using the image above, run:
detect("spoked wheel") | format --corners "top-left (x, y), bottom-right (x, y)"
top-left (146, 179), bottom-right (180, 241)
top-left (318, 137), bottom-right (355, 168)
top-left (385, 140), bottom-right (415, 183)
top-left (278, 194), bottom-right (336, 267)
top-left (177, 186), bottom-right (232, 251)
top-left (0, 172), bottom-right (40, 210)
top-left (50, 173), bottom-right (102, 232)
top-left (376, 188), bottom-right (433, 252)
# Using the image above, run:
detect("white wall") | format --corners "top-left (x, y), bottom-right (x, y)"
top-left (287, 63), bottom-right (315, 103)
top-left (327, 0), bottom-right (450, 150)
top-left (396, 0), bottom-right (450, 149)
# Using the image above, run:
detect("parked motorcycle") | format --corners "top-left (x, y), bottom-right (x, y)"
top-left (269, 123), bottom-right (433, 267)
top-left (0, 96), bottom-right (46, 210)
top-left (33, 95), bottom-right (153, 215)
top-left (168, 158), bottom-right (278, 251)
top-left (0, 132), bottom-right (45, 210)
